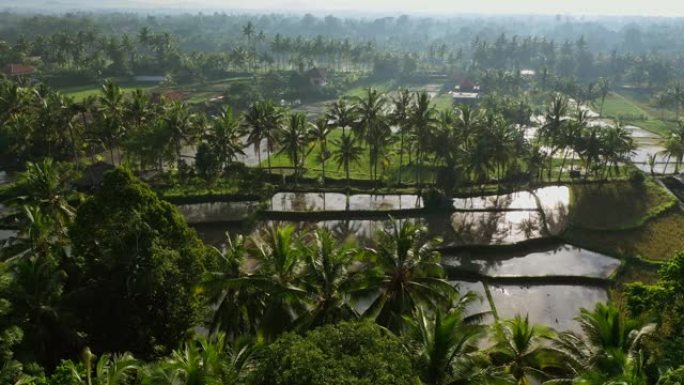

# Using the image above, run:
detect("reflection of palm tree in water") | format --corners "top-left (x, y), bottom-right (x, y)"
top-left (328, 219), bottom-right (362, 244)
top-left (516, 213), bottom-right (540, 239)
top-left (451, 212), bottom-right (502, 245)
top-left (544, 203), bottom-right (569, 235)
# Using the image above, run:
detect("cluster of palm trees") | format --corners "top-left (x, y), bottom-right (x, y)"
top-left (0, 160), bottom-right (661, 385)
top-left (1, 78), bottom-right (643, 190)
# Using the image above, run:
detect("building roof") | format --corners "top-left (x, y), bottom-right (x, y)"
top-left (3, 64), bottom-right (36, 77)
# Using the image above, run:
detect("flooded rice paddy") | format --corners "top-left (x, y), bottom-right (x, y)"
top-left (177, 185), bottom-right (615, 332)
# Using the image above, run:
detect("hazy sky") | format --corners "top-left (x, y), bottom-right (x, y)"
top-left (132, 0), bottom-right (684, 17)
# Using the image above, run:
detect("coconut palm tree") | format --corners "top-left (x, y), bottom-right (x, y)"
top-left (551, 303), bottom-right (655, 385)
top-left (159, 101), bottom-right (196, 168)
top-left (390, 88), bottom-right (413, 184)
top-left (243, 100), bottom-right (283, 173)
top-left (490, 315), bottom-right (560, 385)
top-left (403, 300), bottom-right (494, 385)
top-left (539, 94), bottom-right (568, 179)
top-left (332, 133), bottom-right (363, 186)
top-left (455, 104), bottom-right (480, 152)
top-left (296, 229), bottom-right (363, 329)
top-left (327, 97), bottom-right (356, 137)
top-left (597, 78), bottom-right (610, 116)
top-left (247, 225), bottom-right (309, 340)
top-left (278, 112), bottom-right (309, 182)
top-left (410, 91), bottom-right (437, 187)
top-left (206, 106), bottom-right (245, 169)
top-left (354, 87), bottom-right (389, 182)
top-left (96, 80), bottom-right (125, 164)
top-left (362, 220), bottom-right (456, 333)
top-left (308, 117), bottom-right (331, 183)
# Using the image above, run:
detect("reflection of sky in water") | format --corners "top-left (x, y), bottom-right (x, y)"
top-left (453, 186), bottom-right (569, 212)
top-left (443, 244), bottom-right (619, 278)
top-left (490, 284), bottom-right (608, 333)
top-left (177, 202), bottom-right (259, 223)
top-left (270, 192), bottom-right (422, 212)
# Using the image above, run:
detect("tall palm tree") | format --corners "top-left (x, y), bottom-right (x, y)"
top-left (539, 94), bottom-right (568, 179)
top-left (206, 106), bottom-right (245, 169)
top-left (490, 315), bottom-right (560, 385)
top-left (362, 221), bottom-right (455, 333)
top-left (354, 87), bottom-right (389, 182)
top-left (308, 117), bottom-right (331, 183)
top-left (327, 97), bottom-right (356, 137)
top-left (278, 112), bottom-right (309, 182)
top-left (390, 88), bottom-right (413, 184)
top-left (455, 104), bottom-right (480, 152)
top-left (332, 133), bottom-right (363, 186)
top-left (243, 100), bottom-right (282, 173)
top-left (410, 91), bottom-right (437, 187)
top-left (597, 78), bottom-right (610, 117)
top-left (96, 80), bottom-right (125, 164)
top-left (163, 101), bottom-right (198, 168)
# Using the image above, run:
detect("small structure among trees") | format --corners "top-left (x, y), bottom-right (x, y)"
top-left (306, 67), bottom-right (328, 88)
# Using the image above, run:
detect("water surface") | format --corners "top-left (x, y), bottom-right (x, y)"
top-left (490, 284), bottom-right (608, 333)
top-left (443, 244), bottom-right (619, 278)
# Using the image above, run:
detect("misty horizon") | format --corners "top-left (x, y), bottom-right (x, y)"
top-left (2, 0), bottom-right (684, 18)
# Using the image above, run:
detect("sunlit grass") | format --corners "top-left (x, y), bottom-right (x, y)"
top-left (569, 178), bottom-right (677, 230)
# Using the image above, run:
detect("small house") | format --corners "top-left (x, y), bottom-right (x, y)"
top-left (450, 79), bottom-right (481, 106)
top-left (3, 64), bottom-right (36, 78)
top-left (306, 67), bottom-right (328, 88)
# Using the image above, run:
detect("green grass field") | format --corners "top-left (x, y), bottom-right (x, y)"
top-left (60, 82), bottom-right (157, 102)
top-left (569, 178), bottom-right (677, 230)
top-left (597, 91), bottom-right (678, 136)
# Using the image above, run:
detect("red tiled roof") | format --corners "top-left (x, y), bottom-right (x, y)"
top-left (3, 64), bottom-right (36, 76)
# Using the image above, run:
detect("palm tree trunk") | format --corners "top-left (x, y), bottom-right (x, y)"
top-left (399, 131), bottom-right (405, 185)
top-left (267, 139), bottom-right (273, 174)
top-left (557, 151), bottom-right (568, 182)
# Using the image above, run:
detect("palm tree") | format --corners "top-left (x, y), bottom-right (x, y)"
top-left (539, 94), bottom-right (568, 179)
top-left (327, 97), bottom-right (356, 137)
top-left (490, 315), bottom-right (560, 385)
top-left (403, 301), bottom-right (491, 385)
top-left (278, 112), bottom-right (309, 182)
top-left (455, 104), bottom-right (480, 152)
top-left (390, 88), bottom-right (413, 184)
top-left (597, 78), bottom-right (610, 116)
top-left (663, 122), bottom-right (684, 174)
top-left (308, 117), bottom-right (331, 183)
top-left (159, 101), bottom-right (197, 168)
top-left (96, 80), bottom-right (125, 164)
top-left (206, 106), bottom-right (245, 169)
top-left (332, 133), bottom-right (363, 186)
top-left (69, 349), bottom-right (139, 385)
top-left (243, 225), bottom-right (309, 340)
top-left (11, 159), bottom-right (75, 233)
top-left (296, 229), bottom-right (362, 329)
top-left (243, 100), bottom-right (283, 173)
top-left (362, 221), bottom-right (456, 332)
top-left (354, 87), bottom-right (389, 182)
top-left (410, 91), bottom-right (437, 187)
top-left (552, 303), bottom-right (655, 385)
